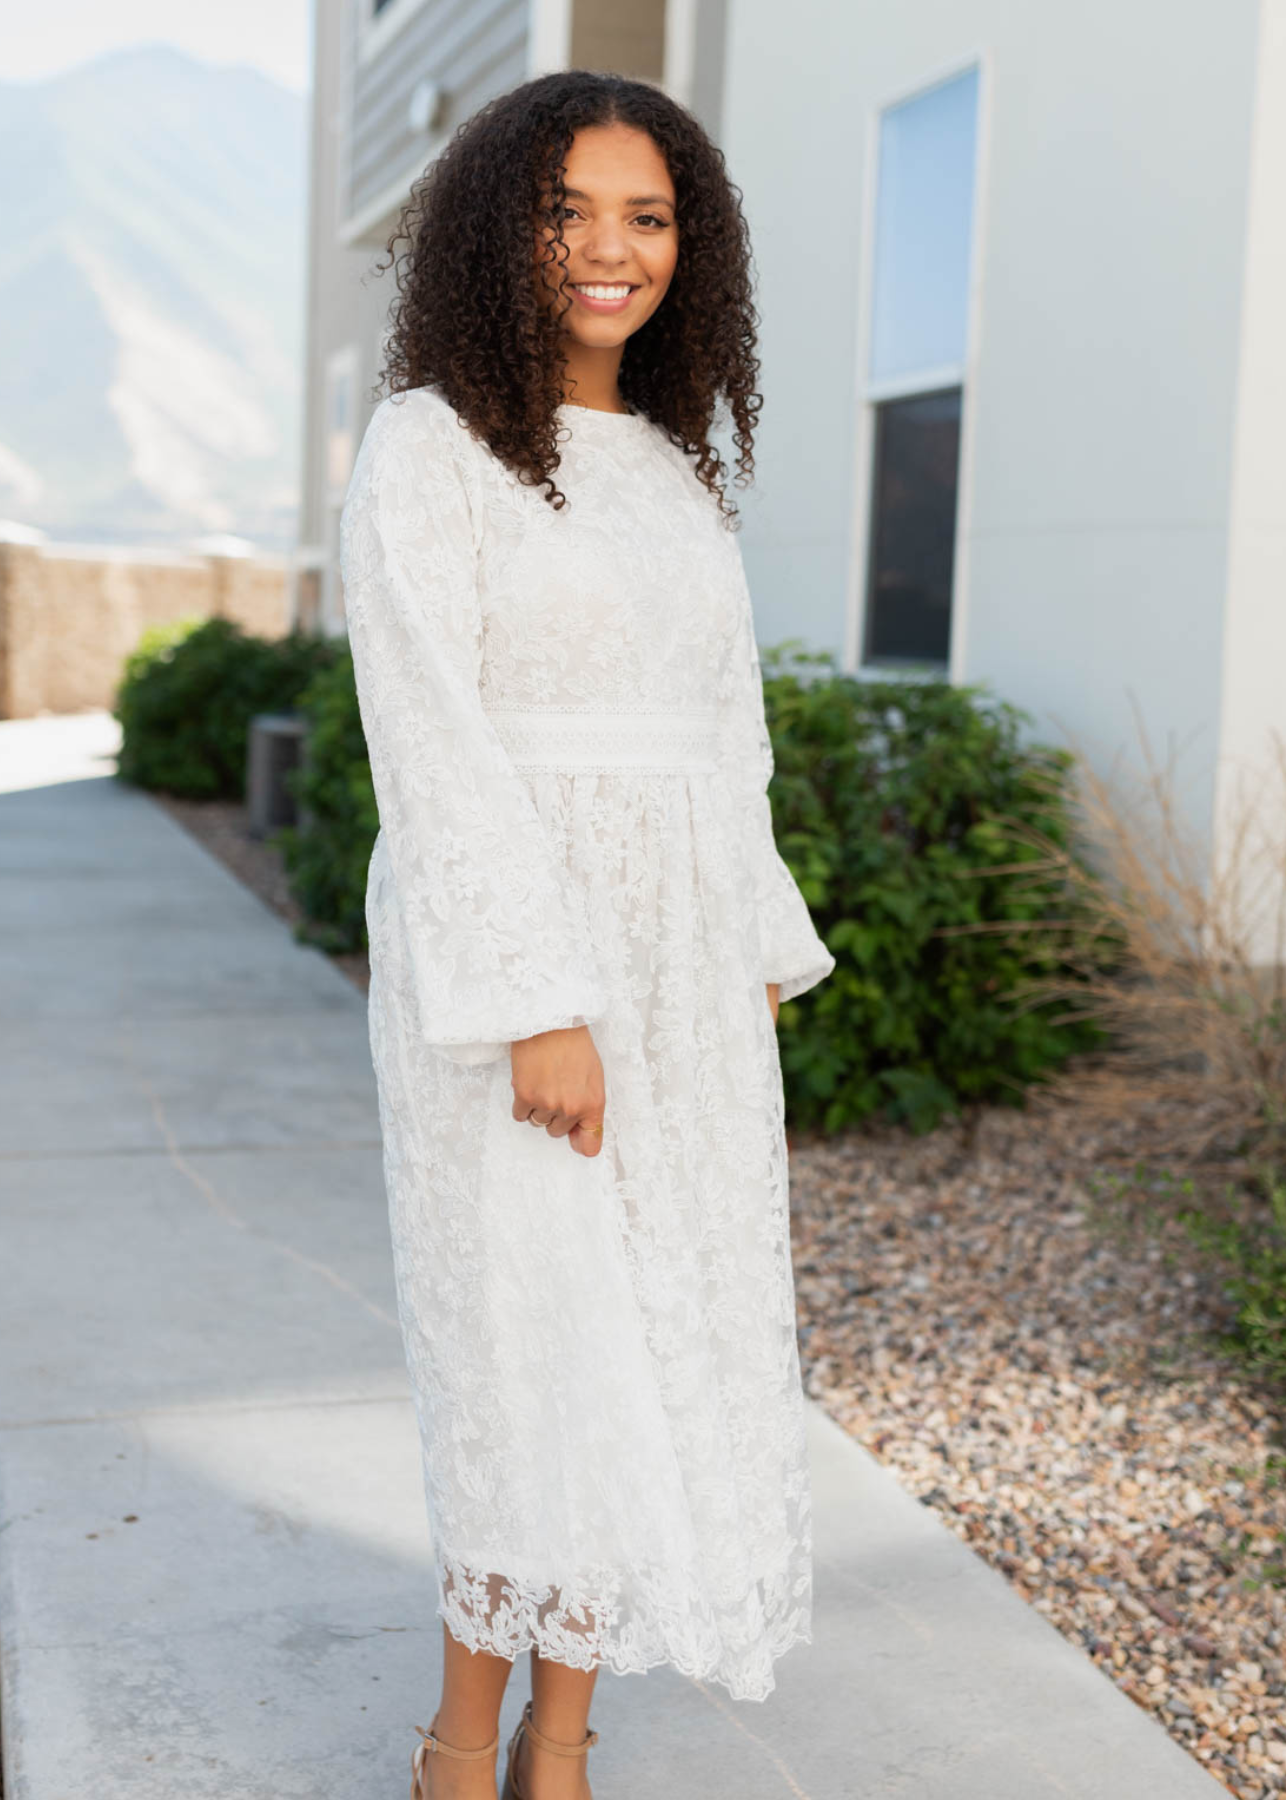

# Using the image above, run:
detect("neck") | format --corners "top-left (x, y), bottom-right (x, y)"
top-left (559, 339), bottom-right (627, 413)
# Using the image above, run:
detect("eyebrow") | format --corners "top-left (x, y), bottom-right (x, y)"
top-left (561, 187), bottom-right (674, 208)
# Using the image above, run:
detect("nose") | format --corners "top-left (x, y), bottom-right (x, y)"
top-left (582, 214), bottom-right (629, 266)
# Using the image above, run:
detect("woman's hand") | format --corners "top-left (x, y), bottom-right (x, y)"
top-left (511, 1024), bottom-right (606, 1157)
top-left (766, 982), bottom-right (780, 1026)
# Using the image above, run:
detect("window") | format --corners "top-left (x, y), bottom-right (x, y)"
top-left (864, 389), bottom-right (961, 665)
top-left (322, 346), bottom-right (361, 634)
top-left (324, 346), bottom-right (359, 503)
top-left (859, 66), bottom-right (980, 671)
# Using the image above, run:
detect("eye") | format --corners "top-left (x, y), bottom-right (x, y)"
top-left (634, 213), bottom-right (672, 229)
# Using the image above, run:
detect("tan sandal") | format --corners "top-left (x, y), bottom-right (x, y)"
top-left (501, 1700), bottom-right (599, 1800)
top-left (410, 1714), bottom-right (500, 1799)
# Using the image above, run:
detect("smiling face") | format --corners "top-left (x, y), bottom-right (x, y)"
top-left (535, 122), bottom-right (679, 353)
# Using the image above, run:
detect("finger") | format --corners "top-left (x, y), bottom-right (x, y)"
top-left (544, 1114), bottom-right (574, 1138)
top-left (512, 1101), bottom-right (555, 1127)
top-left (570, 1118), bottom-right (604, 1157)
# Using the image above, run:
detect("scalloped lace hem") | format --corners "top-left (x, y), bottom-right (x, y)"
top-left (434, 1556), bottom-right (812, 1704)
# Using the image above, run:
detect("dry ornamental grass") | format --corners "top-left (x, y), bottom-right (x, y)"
top-left (982, 720), bottom-right (1286, 1180)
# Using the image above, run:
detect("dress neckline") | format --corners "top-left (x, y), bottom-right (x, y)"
top-left (556, 400), bottom-right (651, 426)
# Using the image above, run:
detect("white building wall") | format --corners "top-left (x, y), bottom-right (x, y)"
top-left (1215, 0), bottom-right (1286, 959)
top-left (721, 0), bottom-right (1266, 849)
top-left (296, 0), bottom-right (384, 629)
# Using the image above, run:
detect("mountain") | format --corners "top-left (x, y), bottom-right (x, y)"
top-left (0, 45), bottom-right (306, 550)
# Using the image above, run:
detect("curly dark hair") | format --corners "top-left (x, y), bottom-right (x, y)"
top-left (372, 69), bottom-right (762, 523)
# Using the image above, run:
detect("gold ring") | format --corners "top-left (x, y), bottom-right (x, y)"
top-left (583, 1122), bottom-right (603, 1136)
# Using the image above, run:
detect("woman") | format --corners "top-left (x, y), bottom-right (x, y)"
top-left (341, 67), bottom-right (835, 1800)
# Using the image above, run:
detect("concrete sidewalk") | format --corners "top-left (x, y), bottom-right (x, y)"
top-left (0, 712), bottom-right (1222, 1800)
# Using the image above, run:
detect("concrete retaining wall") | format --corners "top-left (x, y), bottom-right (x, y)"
top-left (0, 538), bottom-right (290, 719)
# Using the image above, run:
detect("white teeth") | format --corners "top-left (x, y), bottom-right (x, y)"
top-left (573, 284), bottom-right (633, 300)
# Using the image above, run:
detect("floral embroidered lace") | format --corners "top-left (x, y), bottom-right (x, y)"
top-left (340, 385), bottom-right (835, 1700)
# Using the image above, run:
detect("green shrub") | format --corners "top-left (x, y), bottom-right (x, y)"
top-left (762, 645), bottom-right (1105, 1133)
top-left (275, 638), bottom-right (1103, 1130)
top-left (278, 647), bottom-right (378, 952)
top-left (115, 617), bottom-right (337, 799)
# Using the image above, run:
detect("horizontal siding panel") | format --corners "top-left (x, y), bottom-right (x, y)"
top-left (351, 0), bottom-right (522, 157)
top-left (353, 0), bottom-right (468, 123)
top-left (348, 0), bottom-right (527, 219)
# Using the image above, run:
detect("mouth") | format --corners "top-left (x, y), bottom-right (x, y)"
top-left (568, 282), bottom-right (640, 315)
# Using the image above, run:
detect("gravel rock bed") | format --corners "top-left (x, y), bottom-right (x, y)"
top-left (788, 1105), bottom-right (1285, 1799)
top-left (155, 794), bottom-right (1286, 1791)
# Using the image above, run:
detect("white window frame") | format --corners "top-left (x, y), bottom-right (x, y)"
top-left (320, 344), bottom-right (362, 635)
top-left (321, 505), bottom-right (347, 638)
top-left (844, 50), bottom-right (992, 683)
top-left (323, 345), bottom-right (361, 509)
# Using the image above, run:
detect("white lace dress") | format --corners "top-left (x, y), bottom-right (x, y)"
top-left (339, 384), bottom-right (835, 1703)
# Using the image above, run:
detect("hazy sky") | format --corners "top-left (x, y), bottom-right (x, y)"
top-left (8, 0), bottom-right (311, 92)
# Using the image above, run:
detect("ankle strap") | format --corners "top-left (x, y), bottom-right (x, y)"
top-left (414, 1720), bottom-right (499, 1760)
top-left (521, 1700), bottom-right (599, 1757)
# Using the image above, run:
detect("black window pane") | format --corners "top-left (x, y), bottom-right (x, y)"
top-left (864, 387), bottom-right (962, 668)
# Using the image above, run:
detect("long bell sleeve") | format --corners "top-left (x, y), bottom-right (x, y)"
top-left (340, 388), bottom-right (608, 1065)
top-left (715, 552), bottom-right (836, 1006)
